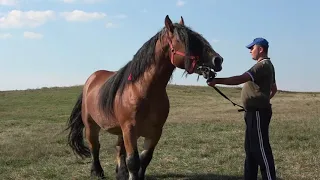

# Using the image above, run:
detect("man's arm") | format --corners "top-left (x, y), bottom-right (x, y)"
top-left (212, 72), bottom-right (252, 86)
top-left (207, 63), bottom-right (261, 87)
top-left (270, 83), bottom-right (277, 99)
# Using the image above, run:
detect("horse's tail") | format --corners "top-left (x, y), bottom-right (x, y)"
top-left (66, 91), bottom-right (91, 158)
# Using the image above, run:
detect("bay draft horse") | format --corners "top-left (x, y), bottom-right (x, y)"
top-left (66, 15), bottom-right (223, 180)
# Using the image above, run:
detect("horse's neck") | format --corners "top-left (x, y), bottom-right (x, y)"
top-left (136, 41), bottom-right (175, 94)
top-left (148, 60), bottom-right (175, 88)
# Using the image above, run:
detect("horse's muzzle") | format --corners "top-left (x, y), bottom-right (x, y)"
top-left (194, 56), bottom-right (222, 80)
top-left (195, 66), bottom-right (216, 80)
top-left (212, 56), bottom-right (223, 72)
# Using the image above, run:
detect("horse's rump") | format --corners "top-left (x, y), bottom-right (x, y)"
top-left (83, 70), bottom-right (122, 132)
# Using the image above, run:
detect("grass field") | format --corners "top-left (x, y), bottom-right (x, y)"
top-left (0, 85), bottom-right (319, 180)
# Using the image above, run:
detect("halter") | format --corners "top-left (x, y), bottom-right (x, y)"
top-left (167, 37), bottom-right (199, 74)
top-left (127, 35), bottom-right (200, 81)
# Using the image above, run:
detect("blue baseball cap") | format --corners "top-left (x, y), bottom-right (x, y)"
top-left (246, 37), bottom-right (269, 49)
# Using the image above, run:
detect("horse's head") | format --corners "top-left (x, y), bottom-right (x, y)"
top-left (163, 15), bottom-right (223, 80)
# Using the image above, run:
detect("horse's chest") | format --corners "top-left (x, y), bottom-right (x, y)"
top-left (136, 97), bottom-right (169, 125)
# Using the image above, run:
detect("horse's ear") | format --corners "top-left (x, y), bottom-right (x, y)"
top-left (165, 15), bottom-right (174, 33)
top-left (179, 16), bottom-right (184, 25)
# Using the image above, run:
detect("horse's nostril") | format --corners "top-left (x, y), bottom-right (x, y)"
top-left (213, 56), bottom-right (223, 66)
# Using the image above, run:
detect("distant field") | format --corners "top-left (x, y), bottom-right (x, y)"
top-left (0, 85), bottom-right (319, 180)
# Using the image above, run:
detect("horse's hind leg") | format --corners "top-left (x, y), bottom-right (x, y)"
top-left (84, 117), bottom-right (105, 179)
top-left (138, 129), bottom-right (163, 180)
top-left (115, 136), bottom-right (129, 180)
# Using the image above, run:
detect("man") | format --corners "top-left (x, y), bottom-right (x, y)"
top-left (207, 37), bottom-right (277, 180)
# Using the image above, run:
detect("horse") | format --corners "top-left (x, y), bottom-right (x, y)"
top-left (66, 15), bottom-right (223, 180)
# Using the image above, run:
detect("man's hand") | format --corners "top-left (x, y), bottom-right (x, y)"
top-left (270, 83), bottom-right (277, 99)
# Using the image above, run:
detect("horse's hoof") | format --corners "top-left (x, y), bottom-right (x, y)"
top-left (91, 170), bottom-right (105, 179)
top-left (116, 170), bottom-right (129, 180)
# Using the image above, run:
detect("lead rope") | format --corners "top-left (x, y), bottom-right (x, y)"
top-left (212, 86), bottom-right (246, 112)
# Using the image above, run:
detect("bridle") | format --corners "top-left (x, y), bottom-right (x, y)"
top-left (167, 35), bottom-right (246, 112)
top-left (127, 34), bottom-right (200, 81)
top-left (167, 37), bottom-right (199, 74)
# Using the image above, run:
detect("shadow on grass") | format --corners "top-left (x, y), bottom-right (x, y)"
top-left (147, 173), bottom-right (284, 180)
top-left (147, 173), bottom-right (243, 180)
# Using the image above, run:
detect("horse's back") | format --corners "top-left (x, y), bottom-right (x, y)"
top-left (82, 70), bottom-right (121, 133)
top-left (84, 70), bottom-right (115, 93)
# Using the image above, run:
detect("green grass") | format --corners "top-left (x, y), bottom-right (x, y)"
top-left (0, 85), bottom-right (319, 180)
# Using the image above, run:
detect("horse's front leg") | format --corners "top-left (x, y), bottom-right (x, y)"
top-left (115, 136), bottom-right (128, 180)
top-left (138, 128), bottom-right (163, 180)
top-left (122, 122), bottom-right (140, 180)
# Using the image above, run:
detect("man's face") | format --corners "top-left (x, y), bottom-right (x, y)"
top-left (249, 45), bottom-right (262, 60)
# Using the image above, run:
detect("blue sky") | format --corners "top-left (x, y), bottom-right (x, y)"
top-left (0, 0), bottom-right (319, 92)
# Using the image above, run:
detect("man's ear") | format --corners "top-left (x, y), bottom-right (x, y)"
top-left (258, 45), bottom-right (267, 53)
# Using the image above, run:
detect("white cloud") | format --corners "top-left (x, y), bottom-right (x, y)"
top-left (176, 0), bottom-right (185, 7)
top-left (0, 10), bottom-right (55, 29)
top-left (105, 22), bottom-right (117, 28)
top-left (0, 33), bottom-right (12, 39)
top-left (60, 10), bottom-right (106, 22)
top-left (23, 31), bottom-right (43, 39)
top-left (0, 0), bottom-right (17, 6)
